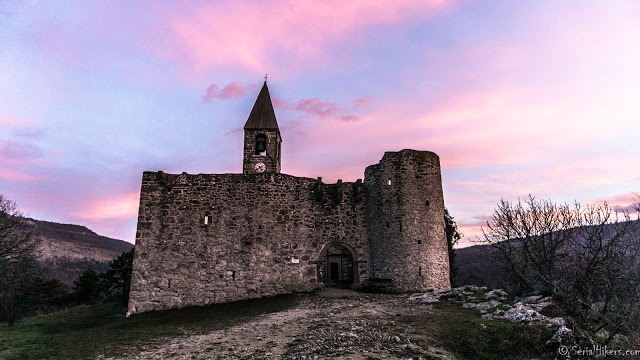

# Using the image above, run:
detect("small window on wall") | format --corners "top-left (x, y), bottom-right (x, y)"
top-left (203, 215), bottom-right (210, 225)
top-left (387, 179), bottom-right (392, 185)
top-left (255, 134), bottom-right (267, 156)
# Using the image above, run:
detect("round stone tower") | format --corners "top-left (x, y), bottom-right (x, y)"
top-left (364, 149), bottom-right (450, 292)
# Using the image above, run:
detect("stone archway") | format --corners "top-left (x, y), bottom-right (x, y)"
top-left (318, 242), bottom-right (358, 288)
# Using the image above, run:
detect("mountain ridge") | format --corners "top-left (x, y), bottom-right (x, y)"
top-left (25, 218), bottom-right (134, 286)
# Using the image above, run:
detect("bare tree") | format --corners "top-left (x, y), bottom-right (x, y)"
top-left (0, 194), bottom-right (40, 326)
top-left (479, 195), bottom-right (640, 343)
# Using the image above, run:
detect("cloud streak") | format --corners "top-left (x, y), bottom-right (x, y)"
top-left (273, 96), bottom-right (366, 122)
top-left (72, 192), bottom-right (140, 221)
top-left (156, 0), bottom-right (453, 72)
top-left (203, 82), bottom-right (257, 102)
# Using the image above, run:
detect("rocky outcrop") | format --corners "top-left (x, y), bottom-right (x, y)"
top-left (410, 285), bottom-right (574, 349)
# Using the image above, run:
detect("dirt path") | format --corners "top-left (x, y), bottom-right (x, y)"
top-left (104, 289), bottom-right (455, 359)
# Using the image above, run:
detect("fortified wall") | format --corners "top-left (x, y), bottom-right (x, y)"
top-left (128, 150), bottom-right (450, 315)
top-left (129, 172), bottom-right (368, 314)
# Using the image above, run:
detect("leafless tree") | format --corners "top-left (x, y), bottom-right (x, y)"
top-left (479, 195), bottom-right (640, 343)
top-left (0, 194), bottom-right (40, 326)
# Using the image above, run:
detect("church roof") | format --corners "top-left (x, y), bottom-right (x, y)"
top-left (244, 82), bottom-right (280, 135)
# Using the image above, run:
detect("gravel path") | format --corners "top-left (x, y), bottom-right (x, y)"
top-left (102, 289), bottom-right (455, 360)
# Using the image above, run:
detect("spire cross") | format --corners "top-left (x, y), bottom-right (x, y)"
top-left (264, 74), bottom-right (267, 83)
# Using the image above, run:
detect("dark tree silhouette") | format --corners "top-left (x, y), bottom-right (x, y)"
top-left (101, 248), bottom-right (134, 304)
top-left (73, 269), bottom-right (102, 304)
top-left (444, 208), bottom-right (462, 287)
top-left (0, 194), bottom-right (40, 326)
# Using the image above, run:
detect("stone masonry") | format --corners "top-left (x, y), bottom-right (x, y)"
top-left (128, 82), bottom-right (450, 315)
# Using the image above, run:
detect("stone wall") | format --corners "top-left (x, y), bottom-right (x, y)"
top-left (128, 172), bottom-right (369, 315)
top-left (128, 149), bottom-right (451, 315)
top-left (364, 150), bottom-right (450, 292)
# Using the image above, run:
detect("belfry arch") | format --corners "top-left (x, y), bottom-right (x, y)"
top-left (318, 241), bottom-right (359, 288)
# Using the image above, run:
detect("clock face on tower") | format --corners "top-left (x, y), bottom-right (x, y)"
top-left (255, 162), bottom-right (266, 173)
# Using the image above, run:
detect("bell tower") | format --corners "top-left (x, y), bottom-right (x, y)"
top-left (243, 81), bottom-right (282, 174)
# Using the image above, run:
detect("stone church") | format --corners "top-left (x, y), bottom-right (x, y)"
top-left (128, 82), bottom-right (451, 315)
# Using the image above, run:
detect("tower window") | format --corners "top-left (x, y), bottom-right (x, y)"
top-left (255, 134), bottom-right (267, 156)
top-left (204, 215), bottom-right (209, 225)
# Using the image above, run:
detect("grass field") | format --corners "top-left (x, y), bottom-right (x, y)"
top-left (0, 295), bottom-right (301, 360)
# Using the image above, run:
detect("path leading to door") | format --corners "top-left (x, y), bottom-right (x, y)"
top-left (102, 289), bottom-right (454, 359)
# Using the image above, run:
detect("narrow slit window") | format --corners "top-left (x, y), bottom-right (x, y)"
top-left (204, 215), bottom-right (209, 225)
top-left (419, 267), bottom-right (422, 276)
top-left (387, 179), bottom-right (392, 185)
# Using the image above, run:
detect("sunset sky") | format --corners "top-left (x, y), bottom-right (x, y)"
top-left (1, 1), bottom-right (639, 247)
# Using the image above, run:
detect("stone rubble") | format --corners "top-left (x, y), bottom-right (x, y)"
top-left (410, 285), bottom-right (573, 350)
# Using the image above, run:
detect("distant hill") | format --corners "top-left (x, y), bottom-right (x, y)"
top-left (25, 219), bottom-right (134, 286)
top-left (455, 243), bottom-right (507, 289)
top-left (455, 219), bottom-right (640, 290)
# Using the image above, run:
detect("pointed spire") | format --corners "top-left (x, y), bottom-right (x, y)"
top-left (244, 81), bottom-right (280, 134)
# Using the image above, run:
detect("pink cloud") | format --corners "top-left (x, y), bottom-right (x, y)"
top-left (156, 0), bottom-right (453, 73)
top-left (272, 98), bottom-right (291, 110)
top-left (0, 141), bottom-right (43, 167)
top-left (274, 97), bottom-right (339, 118)
top-left (0, 169), bottom-right (41, 182)
top-left (0, 140), bottom-right (45, 182)
top-left (353, 96), bottom-right (374, 107)
top-left (203, 81), bottom-right (257, 103)
top-left (590, 193), bottom-right (640, 215)
top-left (73, 192), bottom-right (140, 220)
top-left (0, 114), bottom-right (30, 126)
top-left (340, 115), bottom-right (359, 122)
top-left (295, 98), bottom-right (338, 117)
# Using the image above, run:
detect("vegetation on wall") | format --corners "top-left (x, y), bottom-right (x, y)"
top-left (444, 208), bottom-right (462, 287)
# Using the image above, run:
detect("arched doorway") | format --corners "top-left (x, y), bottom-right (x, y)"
top-left (319, 242), bottom-right (356, 288)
